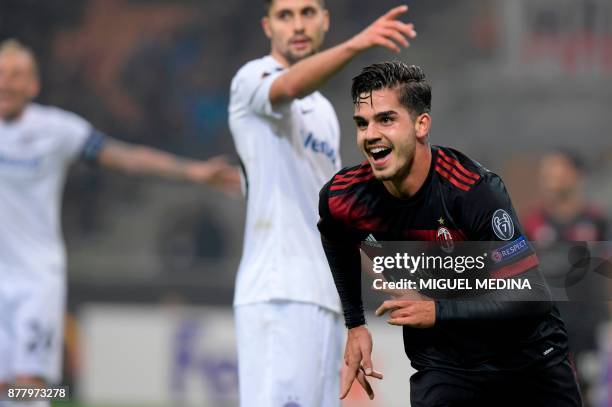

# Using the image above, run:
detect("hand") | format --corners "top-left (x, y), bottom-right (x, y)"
top-left (348, 5), bottom-right (417, 54)
top-left (341, 325), bottom-right (384, 400)
top-left (375, 299), bottom-right (436, 327)
top-left (184, 155), bottom-right (242, 194)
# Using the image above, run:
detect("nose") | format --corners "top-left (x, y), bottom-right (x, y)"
top-left (364, 123), bottom-right (381, 143)
top-left (293, 15), bottom-right (305, 32)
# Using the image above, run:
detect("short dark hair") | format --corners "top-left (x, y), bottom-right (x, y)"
top-left (351, 61), bottom-right (431, 117)
top-left (550, 148), bottom-right (585, 173)
top-left (263, 0), bottom-right (325, 13)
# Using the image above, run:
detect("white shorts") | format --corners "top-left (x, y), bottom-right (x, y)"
top-left (235, 301), bottom-right (343, 407)
top-left (0, 277), bottom-right (65, 384)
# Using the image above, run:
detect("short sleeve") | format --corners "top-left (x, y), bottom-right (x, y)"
top-left (51, 108), bottom-right (104, 163)
top-left (462, 173), bottom-right (522, 241)
top-left (460, 173), bottom-right (539, 278)
top-left (230, 62), bottom-right (291, 119)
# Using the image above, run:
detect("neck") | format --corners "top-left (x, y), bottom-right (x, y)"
top-left (383, 143), bottom-right (432, 199)
top-left (1, 105), bottom-right (28, 123)
top-left (270, 49), bottom-right (291, 68)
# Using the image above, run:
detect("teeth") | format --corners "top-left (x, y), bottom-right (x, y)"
top-left (369, 147), bottom-right (389, 154)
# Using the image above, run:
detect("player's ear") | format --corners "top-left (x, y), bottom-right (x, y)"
top-left (322, 9), bottom-right (330, 33)
top-left (262, 16), bottom-right (272, 39)
top-left (415, 113), bottom-right (431, 140)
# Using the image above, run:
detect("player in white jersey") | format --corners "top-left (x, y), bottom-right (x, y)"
top-left (0, 39), bottom-right (239, 407)
top-left (228, 1), bottom-right (416, 405)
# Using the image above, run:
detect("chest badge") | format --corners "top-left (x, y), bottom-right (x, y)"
top-left (436, 218), bottom-right (454, 254)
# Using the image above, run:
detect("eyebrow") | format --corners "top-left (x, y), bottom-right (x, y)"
top-left (276, 5), bottom-right (316, 15)
top-left (374, 111), bottom-right (397, 119)
top-left (274, 7), bottom-right (293, 16)
top-left (352, 110), bottom-right (397, 122)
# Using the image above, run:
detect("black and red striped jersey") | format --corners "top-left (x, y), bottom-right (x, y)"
top-left (318, 145), bottom-right (569, 372)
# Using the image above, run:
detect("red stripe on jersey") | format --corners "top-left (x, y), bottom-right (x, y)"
top-left (334, 171), bottom-right (372, 183)
top-left (490, 254), bottom-right (539, 279)
top-left (328, 195), bottom-right (350, 219)
top-left (436, 158), bottom-right (477, 185)
top-left (334, 166), bottom-right (372, 182)
top-left (403, 229), bottom-right (467, 241)
top-left (344, 164), bottom-right (371, 176)
top-left (438, 149), bottom-right (480, 181)
top-left (435, 165), bottom-right (471, 191)
top-left (331, 173), bottom-right (374, 190)
top-left (329, 194), bottom-right (381, 230)
top-left (355, 216), bottom-right (385, 231)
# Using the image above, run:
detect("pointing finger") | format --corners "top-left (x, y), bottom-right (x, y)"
top-left (383, 5), bottom-right (409, 21)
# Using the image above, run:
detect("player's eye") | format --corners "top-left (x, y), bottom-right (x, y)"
top-left (277, 10), bottom-right (292, 20)
top-left (355, 120), bottom-right (368, 130)
top-left (380, 116), bottom-right (393, 125)
top-left (302, 7), bottom-right (317, 17)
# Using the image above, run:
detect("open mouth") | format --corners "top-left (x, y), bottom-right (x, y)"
top-left (368, 146), bottom-right (392, 161)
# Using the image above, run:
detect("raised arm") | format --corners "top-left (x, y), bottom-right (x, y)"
top-left (269, 5), bottom-right (417, 105)
top-left (97, 138), bottom-right (241, 193)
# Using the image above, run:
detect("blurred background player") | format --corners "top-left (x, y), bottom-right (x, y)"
top-left (0, 39), bottom-right (239, 407)
top-left (523, 150), bottom-right (610, 407)
top-left (228, 0), bottom-right (416, 405)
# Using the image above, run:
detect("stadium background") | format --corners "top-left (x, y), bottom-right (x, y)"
top-left (1, 0), bottom-right (611, 406)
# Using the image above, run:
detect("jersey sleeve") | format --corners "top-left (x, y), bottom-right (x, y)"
top-left (230, 62), bottom-right (291, 120)
top-left (52, 108), bottom-right (106, 163)
top-left (318, 180), bottom-right (365, 328)
top-left (460, 172), bottom-right (539, 279)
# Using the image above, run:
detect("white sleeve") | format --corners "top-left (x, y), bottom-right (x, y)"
top-left (230, 63), bottom-right (292, 119)
top-left (51, 108), bottom-right (100, 162)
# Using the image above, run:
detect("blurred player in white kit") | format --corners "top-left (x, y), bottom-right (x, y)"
top-left (228, 1), bottom-right (416, 405)
top-left (0, 39), bottom-right (239, 407)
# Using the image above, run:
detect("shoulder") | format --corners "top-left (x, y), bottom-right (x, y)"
top-left (231, 56), bottom-right (284, 86)
top-left (314, 92), bottom-right (334, 109)
top-left (433, 146), bottom-right (516, 225)
top-left (433, 145), bottom-right (492, 193)
top-left (320, 162), bottom-right (375, 218)
top-left (433, 146), bottom-right (512, 205)
top-left (28, 103), bottom-right (89, 130)
top-left (328, 162), bottom-right (374, 192)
